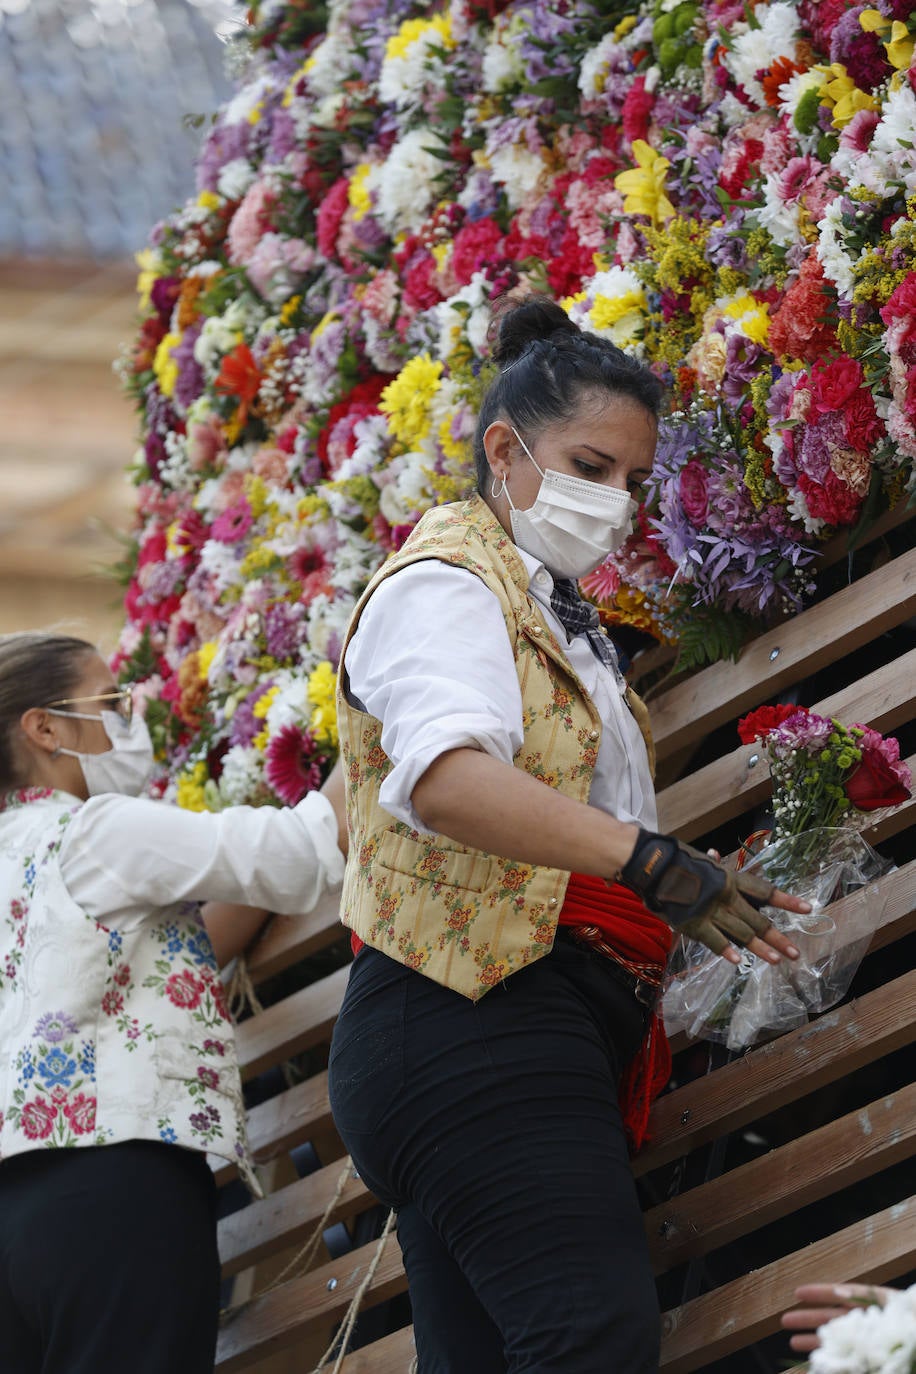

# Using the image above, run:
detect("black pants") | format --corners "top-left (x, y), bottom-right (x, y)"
top-left (0, 1139), bottom-right (220, 1374)
top-left (328, 935), bottom-right (660, 1373)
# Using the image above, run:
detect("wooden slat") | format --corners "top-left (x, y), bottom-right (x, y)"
top-left (219, 1156), bottom-right (370, 1278)
top-left (216, 1234), bottom-right (408, 1372)
top-left (658, 1194), bottom-right (916, 1373)
top-left (246, 888), bottom-right (346, 985)
top-left (656, 645), bottom-right (916, 839)
top-left (214, 1071), bottom-right (335, 1187)
top-left (645, 1080), bottom-right (916, 1273)
top-left (636, 964), bottom-right (916, 1178)
top-left (235, 965), bottom-right (350, 1080)
top-left (649, 542), bottom-right (916, 762)
top-left (339, 1325), bottom-right (416, 1372)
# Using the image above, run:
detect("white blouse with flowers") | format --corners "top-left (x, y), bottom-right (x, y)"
top-left (0, 787), bottom-right (343, 1187)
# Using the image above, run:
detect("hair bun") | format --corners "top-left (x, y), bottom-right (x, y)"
top-left (491, 293), bottom-right (578, 366)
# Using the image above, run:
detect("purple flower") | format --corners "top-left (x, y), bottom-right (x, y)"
top-left (171, 324), bottom-right (205, 412)
top-left (33, 1011), bottom-right (78, 1044)
top-left (229, 682), bottom-right (273, 748)
top-left (264, 602), bottom-right (306, 661)
top-left (196, 121), bottom-right (252, 194)
top-left (723, 335), bottom-right (764, 407)
top-left (771, 710), bottom-right (834, 755)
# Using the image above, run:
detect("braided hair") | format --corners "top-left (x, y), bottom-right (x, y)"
top-left (472, 295), bottom-right (664, 493)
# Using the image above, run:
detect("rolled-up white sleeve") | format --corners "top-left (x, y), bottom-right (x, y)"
top-left (59, 789), bottom-right (345, 927)
top-left (343, 560), bottom-right (525, 832)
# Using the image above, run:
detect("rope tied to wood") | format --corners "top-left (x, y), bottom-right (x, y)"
top-left (312, 1208), bottom-right (397, 1373)
top-left (253, 1156), bottom-right (356, 1298)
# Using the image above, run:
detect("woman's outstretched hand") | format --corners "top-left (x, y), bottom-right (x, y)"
top-left (620, 828), bottom-right (809, 965)
top-left (781, 1283), bottom-right (894, 1353)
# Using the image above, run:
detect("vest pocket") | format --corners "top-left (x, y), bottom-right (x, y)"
top-left (375, 829), bottom-right (493, 895)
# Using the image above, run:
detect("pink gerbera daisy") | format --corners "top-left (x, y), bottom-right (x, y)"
top-left (265, 724), bottom-right (325, 806)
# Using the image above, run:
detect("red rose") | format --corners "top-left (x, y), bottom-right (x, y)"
top-left (845, 747), bottom-right (912, 811)
top-left (64, 1093), bottom-right (97, 1136)
top-left (737, 703), bottom-right (802, 744)
top-left (21, 1097), bottom-right (57, 1140)
top-left (165, 970), bottom-right (204, 1010)
top-left (678, 459), bottom-right (709, 524)
top-left (810, 357), bottom-right (863, 414)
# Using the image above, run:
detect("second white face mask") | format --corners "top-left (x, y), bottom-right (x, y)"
top-left (51, 709), bottom-right (154, 798)
top-left (503, 429), bottom-right (637, 579)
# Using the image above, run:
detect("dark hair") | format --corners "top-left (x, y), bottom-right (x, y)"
top-left (473, 294), bottom-right (665, 493)
top-left (0, 633), bottom-right (96, 792)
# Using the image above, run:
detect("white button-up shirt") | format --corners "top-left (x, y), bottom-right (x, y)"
top-left (343, 551), bottom-right (657, 834)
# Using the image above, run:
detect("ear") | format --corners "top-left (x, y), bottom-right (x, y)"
top-left (19, 707), bottom-right (63, 758)
top-left (482, 420), bottom-right (519, 482)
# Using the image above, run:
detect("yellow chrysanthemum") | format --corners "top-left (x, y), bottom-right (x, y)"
top-left (723, 294), bottom-right (770, 345)
top-left (615, 141), bottom-right (675, 225)
top-left (176, 761), bottom-right (209, 812)
top-left (197, 190), bottom-right (220, 212)
top-left (280, 295), bottom-right (302, 324)
top-left (308, 661), bottom-right (339, 749)
top-left (614, 14), bottom-right (637, 39)
top-left (244, 474), bottom-right (270, 520)
top-left (135, 247), bottom-right (161, 313)
top-left (590, 290), bottom-right (647, 332)
top-left (197, 641), bottom-right (219, 682)
top-left (437, 413), bottom-right (468, 462)
top-left (348, 164), bottom-right (374, 222)
top-left (560, 291), bottom-right (588, 311)
top-left (818, 63), bottom-right (878, 128)
top-left (385, 13), bottom-right (454, 64)
top-left (380, 355), bottom-right (444, 447)
top-left (152, 331), bottom-right (181, 399)
top-left (247, 100), bottom-right (264, 126)
top-left (253, 686), bottom-right (280, 721)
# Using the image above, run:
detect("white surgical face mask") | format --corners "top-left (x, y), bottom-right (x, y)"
top-left (49, 709), bottom-right (154, 798)
top-left (499, 428), bottom-right (638, 579)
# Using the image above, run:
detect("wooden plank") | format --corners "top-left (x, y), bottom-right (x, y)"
top-left (247, 889), bottom-right (346, 986)
top-left (216, 1233), bottom-right (407, 1372)
top-left (646, 1080), bottom-right (916, 1274)
top-left (649, 544), bottom-right (916, 762)
top-left (656, 645), bottom-right (916, 839)
top-left (658, 1194), bottom-right (916, 1373)
top-left (339, 1325), bottom-right (416, 1372)
top-left (235, 965), bottom-right (350, 1081)
top-left (219, 1156), bottom-right (369, 1278)
top-left (214, 1072), bottom-right (335, 1187)
top-left (635, 965), bottom-right (916, 1178)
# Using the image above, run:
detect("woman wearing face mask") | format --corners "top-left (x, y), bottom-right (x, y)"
top-left (328, 296), bottom-right (810, 1373)
top-left (0, 631), bottom-right (346, 1374)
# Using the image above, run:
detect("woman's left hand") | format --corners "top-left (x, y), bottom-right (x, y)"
top-left (780, 1283), bottom-right (893, 1353)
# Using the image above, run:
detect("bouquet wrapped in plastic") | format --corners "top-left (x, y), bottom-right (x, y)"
top-left (662, 707), bottom-right (911, 1051)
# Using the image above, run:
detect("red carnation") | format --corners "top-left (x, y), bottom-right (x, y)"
top-left (810, 356), bottom-right (863, 415)
top-left (316, 177), bottom-right (351, 260)
top-left (622, 77), bottom-right (655, 145)
top-left (451, 218), bottom-right (504, 286)
top-left (737, 703), bottom-right (802, 744)
top-left (769, 255), bottom-right (838, 363)
top-left (845, 747), bottom-right (912, 811)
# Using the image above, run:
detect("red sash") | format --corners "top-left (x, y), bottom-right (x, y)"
top-left (559, 872), bottom-right (673, 1151)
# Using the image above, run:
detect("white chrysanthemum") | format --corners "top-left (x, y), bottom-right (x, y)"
top-left (193, 301), bottom-right (250, 377)
top-left (264, 672), bottom-right (312, 736)
top-left (223, 75), bottom-right (273, 127)
top-left (304, 31), bottom-right (351, 98)
top-left (435, 273), bottom-right (492, 362)
top-left (378, 450), bottom-right (437, 525)
top-left (779, 68), bottom-right (824, 125)
top-left (333, 413), bottom-right (394, 483)
top-left (578, 32), bottom-right (618, 99)
top-left (329, 531), bottom-right (386, 594)
top-left (217, 746), bottom-right (263, 807)
top-left (868, 84), bottom-right (916, 195)
top-left (488, 142), bottom-right (546, 210)
top-left (217, 158), bottom-right (257, 202)
top-left (376, 127), bottom-right (450, 234)
top-left (188, 260), bottom-right (223, 280)
top-left (379, 18), bottom-right (456, 110)
top-left (482, 28), bottom-right (524, 92)
top-left (817, 199), bottom-right (856, 297)
top-left (197, 540), bottom-right (245, 593)
top-left (574, 266), bottom-right (647, 351)
top-left (786, 486), bottom-right (826, 537)
top-left (306, 591), bottom-right (357, 662)
top-left (725, 2), bottom-right (799, 108)
top-left (755, 172), bottom-right (801, 247)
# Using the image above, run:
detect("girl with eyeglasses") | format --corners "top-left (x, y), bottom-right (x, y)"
top-left (0, 631), bottom-right (346, 1374)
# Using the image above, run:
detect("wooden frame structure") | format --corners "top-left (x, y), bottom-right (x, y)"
top-left (213, 520), bottom-right (916, 1372)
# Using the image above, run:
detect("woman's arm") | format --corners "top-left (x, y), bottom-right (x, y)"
top-left (201, 902), bottom-right (271, 968)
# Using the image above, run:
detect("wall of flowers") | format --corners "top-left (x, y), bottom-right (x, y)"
top-left (116, 0), bottom-right (916, 809)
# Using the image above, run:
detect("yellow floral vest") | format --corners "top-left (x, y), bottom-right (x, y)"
top-left (336, 494), bottom-right (655, 1001)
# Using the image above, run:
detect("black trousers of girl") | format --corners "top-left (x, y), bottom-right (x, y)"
top-left (329, 933), bottom-right (660, 1373)
top-left (0, 1140), bottom-right (220, 1374)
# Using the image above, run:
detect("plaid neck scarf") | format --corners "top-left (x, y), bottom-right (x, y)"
top-left (549, 577), bottom-right (624, 682)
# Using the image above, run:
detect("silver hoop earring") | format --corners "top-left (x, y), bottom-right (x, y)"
top-left (491, 474), bottom-right (506, 500)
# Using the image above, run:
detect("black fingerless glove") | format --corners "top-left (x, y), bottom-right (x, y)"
top-left (620, 828), bottom-right (727, 928)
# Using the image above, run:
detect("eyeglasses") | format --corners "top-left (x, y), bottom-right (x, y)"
top-left (46, 688), bottom-right (133, 724)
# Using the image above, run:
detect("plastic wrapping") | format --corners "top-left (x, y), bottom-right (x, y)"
top-left (661, 828), bottom-right (891, 1052)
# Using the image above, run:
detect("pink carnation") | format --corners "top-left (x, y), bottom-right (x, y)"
top-left (227, 180), bottom-right (274, 264)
